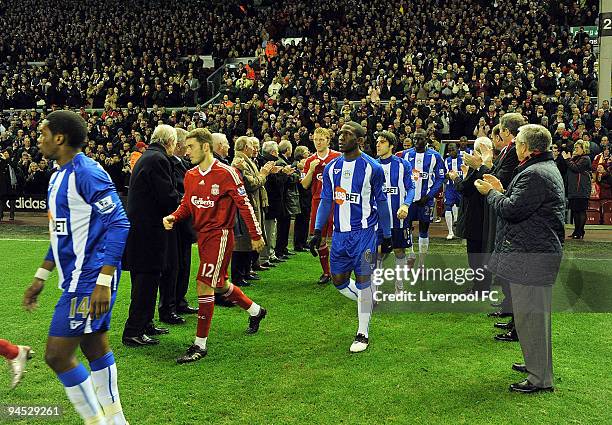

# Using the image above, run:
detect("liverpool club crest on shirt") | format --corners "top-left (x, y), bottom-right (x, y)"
top-left (211, 184), bottom-right (219, 196)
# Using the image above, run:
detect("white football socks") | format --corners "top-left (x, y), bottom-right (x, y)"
top-left (337, 279), bottom-right (359, 301)
top-left (247, 302), bottom-right (261, 316)
top-left (445, 211), bottom-right (454, 236)
top-left (357, 285), bottom-right (374, 337)
top-left (418, 236), bottom-right (429, 254)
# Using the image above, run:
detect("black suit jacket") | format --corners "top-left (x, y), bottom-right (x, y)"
top-left (124, 143), bottom-right (180, 272)
top-left (479, 141), bottom-right (520, 254)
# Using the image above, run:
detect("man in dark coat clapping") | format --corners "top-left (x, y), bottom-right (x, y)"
top-left (475, 124), bottom-right (565, 394)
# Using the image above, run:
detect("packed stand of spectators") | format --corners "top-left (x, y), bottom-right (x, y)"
top-left (1, 0), bottom-right (609, 201)
top-left (0, 0), bottom-right (278, 109)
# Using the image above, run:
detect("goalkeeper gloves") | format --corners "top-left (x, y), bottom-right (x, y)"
top-left (308, 229), bottom-right (322, 257)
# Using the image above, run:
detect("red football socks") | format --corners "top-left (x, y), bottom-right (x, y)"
top-left (0, 338), bottom-right (19, 360)
top-left (223, 283), bottom-right (253, 310)
top-left (318, 244), bottom-right (331, 276)
top-left (196, 296), bottom-right (215, 338)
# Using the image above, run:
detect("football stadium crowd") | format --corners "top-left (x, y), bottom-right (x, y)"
top-left (0, 0), bottom-right (609, 204)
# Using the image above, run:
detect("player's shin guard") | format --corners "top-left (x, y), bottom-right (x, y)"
top-left (90, 352), bottom-right (127, 425)
top-left (223, 283), bottom-right (261, 316)
top-left (356, 281), bottom-right (374, 338)
top-left (452, 205), bottom-right (459, 222)
top-left (0, 338), bottom-right (19, 360)
top-left (57, 363), bottom-right (106, 425)
top-left (335, 278), bottom-right (359, 301)
top-left (195, 295), bottom-right (215, 349)
top-left (317, 244), bottom-right (331, 276)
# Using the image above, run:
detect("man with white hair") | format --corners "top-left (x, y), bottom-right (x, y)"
top-left (211, 132), bottom-right (231, 165)
top-left (475, 124), bottom-right (564, 393)
top-left (260, 141), bottom-right (287, 266)
top-left (450, 136), bottom-right (494, 294)
top-left (123, 124), bottom-right (181, 346)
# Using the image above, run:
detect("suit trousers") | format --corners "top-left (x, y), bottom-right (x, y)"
top-left (0, 197), bottom-right (16, 220)
top-left (123, 271), bottom-right (161, 337)
top-left (231, 251), bottom-right (251, 282)
top-left (293, 211), bottom-right (310, 249)
top-left (275, 215), bottom-right (291, 256)
top-left (175, 227), bottom-right (193, 310)
top-left (510, 283), bottom-right (554, 388)
top-left (260, 218), bottom-right (277, 262)
top-left (158, 229), bottom-right (179, 316)
top-left (466, 238), bottom-right (491, 291)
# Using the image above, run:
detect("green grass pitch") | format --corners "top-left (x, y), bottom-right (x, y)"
top-left (1, 227), bottom-right (611, 424)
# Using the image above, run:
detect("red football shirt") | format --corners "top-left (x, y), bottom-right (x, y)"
top-left (171, 159), bottom-right (262, 240)
top-left (303, 149), bottom-right (341, 200)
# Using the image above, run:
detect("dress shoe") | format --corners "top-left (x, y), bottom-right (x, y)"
top-left (160, 313), bottom-right (186, 325)
top-left (512, 363), bottom-right (528, 373)
top-left (234, 279), bottom-right (251, 287)
top-left (144, 325), bottom-right (169, 335)
top-left (252, 264), bottom-right (270, 271)
top-left (509, 379), bottom-right (553, 393)
top-left (487, 310), bottom-right (513, 318)
top-left (494, 329), bottom-right (519, 342)
top-left (260, 261), bottom-right (276, 268)
top-left (177, 305), bottom-right (198, 315)
top-left (317, 274), bottom-right (331, 285)
top-left (214, 294), bottom-right (235, 307)
top-left (246, 273), bottom-right (261, 281)
top-left (494, 321), bottom-right (514, 330)
top-left (122, 334), bottom-right (159, 347)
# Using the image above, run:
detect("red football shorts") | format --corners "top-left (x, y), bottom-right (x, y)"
top-left (196, 228), bottom-right (234, 288)
top-left (309, 198), bottom-right (333, 238)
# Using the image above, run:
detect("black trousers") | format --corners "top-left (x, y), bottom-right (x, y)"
top-left (293, 211), bottom-right (310, 249)
top-left (123, 271), bottom-right (161, 337)
top-left (275, 215), bottom-right (291, 256)
top-left (466, 238), bottom-right (491, 292)
top-left (231, 251), bottom-right (251, 282)
top-left (175, 229), bottom-right (193, 310)
top-left (0, 197), bottom-right (16, 220)
top-left (497, 276), bottom-right (513, 314)
top-left (250, 251), bottom-right (259, 269)
top-left (158, 230), bottom-right (179, 317)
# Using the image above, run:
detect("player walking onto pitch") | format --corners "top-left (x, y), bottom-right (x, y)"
top-left (375, 131), bottom-right (415, 294)
top-left (397, 129), bottom-right (445, 263)
top-left (23, 111), bottom-right (130, 425)
top-left (163, 128), bottom-right (267, 364)
top-left (443, 143), bottom-right (463, 240)
top-left (308, 122), bottom-right (392, 353)
top-left (301, 128), bottom-right (341, 285)
top-left (0, 339), bottom-right (32, 389)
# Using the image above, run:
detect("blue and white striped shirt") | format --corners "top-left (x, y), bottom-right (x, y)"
top-left (46, 153), bottom-right (130, 293)
top-left (320, 153), bottom-right (387, 233)
top-left (402, 148), bottom-right (445, 202)
top-left (378, 155), bottom-right (415, 229)
top-left (444, 155), bottom-right (464, 195)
